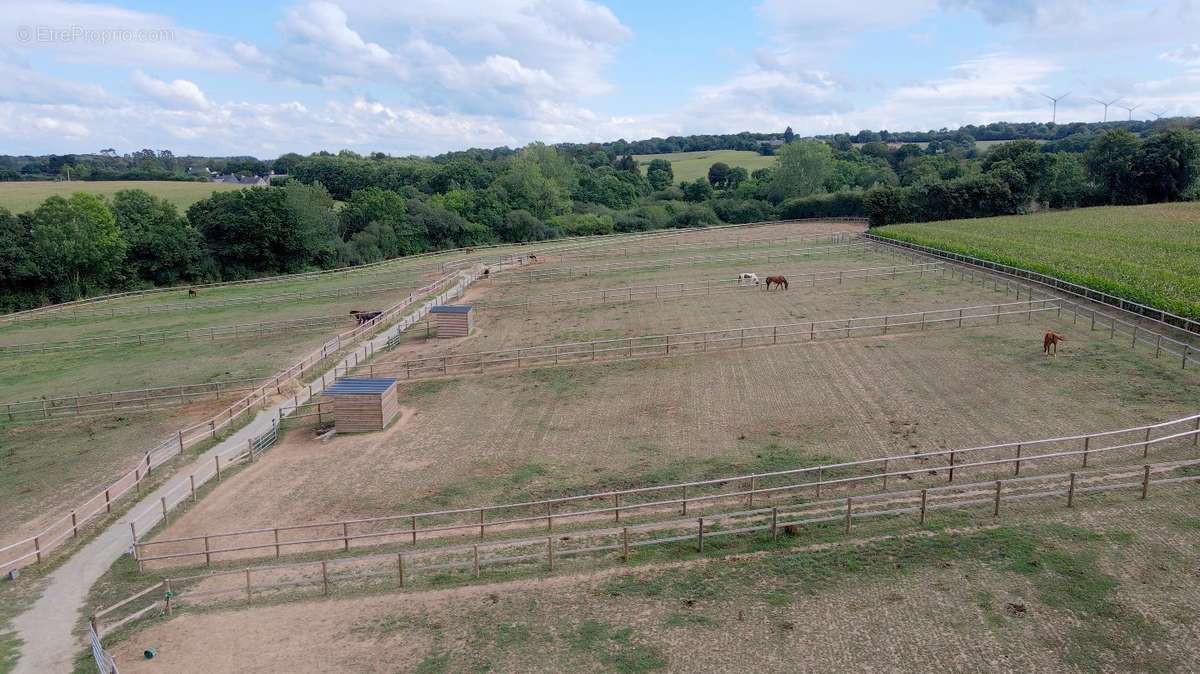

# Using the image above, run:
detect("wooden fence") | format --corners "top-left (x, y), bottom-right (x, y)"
top-left (868, 233), bottom-right (1200, 336)
top-left (99, 455), bottom-right (1200, 637)
top-left (0, 313), bottom-right (353, 356)
top-left (488, 240), bottom-right (870, 284)
top-left (473, 261), bottom-right (946, 310)
top-left (0, 270), bottom-right (475, 575)
top-left (341, 297), bottom-right (1061, 381)
top-left (1, 376), bottom-right (268, 424)
top-left (133, 411), bottom-right (1200, 568)
top-left (4, 278), bottom-right (421, 325)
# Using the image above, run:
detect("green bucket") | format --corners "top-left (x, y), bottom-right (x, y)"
top-left (144, 648), bottom-right (156, 659)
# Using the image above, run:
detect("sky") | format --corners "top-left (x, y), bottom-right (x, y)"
top-left (0, 0), bottom-right (1198, 158)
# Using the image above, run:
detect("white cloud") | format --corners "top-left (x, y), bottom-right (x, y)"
top-left (130, 70), bottom-right (210, 110)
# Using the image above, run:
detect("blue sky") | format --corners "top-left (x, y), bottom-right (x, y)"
top-left (1, 0), bottom-right (1198, 157)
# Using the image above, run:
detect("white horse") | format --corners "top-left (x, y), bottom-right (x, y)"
top-left (737, 272), bottom-right (760, 286)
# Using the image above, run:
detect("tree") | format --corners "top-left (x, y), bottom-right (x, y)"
top-left (783, 126), bottom-right (795, 144)
top-left (188, 188), bottom-right (331, 278)
top-left (767, 140), bottom-right (834, 203)
top-left (282, 181), bottom-right (340, 268)
top-left (707, 162), bottom-right (731, 188)
top-left (111, 189), bottom-right (203, 285)
top-left (31, 193), bottom-right (126, 297)
top-left (338, 187), bottom-right (407, 239)
top-left (1134, 129), bottom-right (1200, 202)
top-left (646, 159), bottom-right (674, 191)
top-left (681, 178), bottom-right (713, 202)
top-left (0, 208), bottom-right (44, 310)
top-left (1086, 130), bottom-right (1142, 204)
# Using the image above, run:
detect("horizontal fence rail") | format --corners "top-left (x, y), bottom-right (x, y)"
top-left (100, 456), bottom-right (1200, 636)
top-left (344, 297), bottom-right (1061, 381)
top-left (0, 270), bottom-right (477, 575)
top-left (1, 376), bottom-right (270, 424)
top-left (0, 313), bottom-right (354, 356)
top-left (2, 278), bottom-right (423, 325)
top-left (474, 262), bottom-right (946, 310)
top-left (133, 412), bottom-right (1200, 568)
top-left (867, 233), bottom-right (1200, 335)
top-left (489, 240), bottom-right (871, 283)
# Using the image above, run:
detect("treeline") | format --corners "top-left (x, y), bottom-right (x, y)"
top-left (4, 124), bottom-right (1199, 313)
top-left (0, 150), bottom-right (276, 182)
top-left (863, 130), bottom-right (1200, 226)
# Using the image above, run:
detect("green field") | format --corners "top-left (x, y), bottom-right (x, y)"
top-left (633, 150), bottom-right (777, 183)
top-left (876, 203), bottom-right (1200, 319)
top-left (0, 181), bottom-right (246, 213)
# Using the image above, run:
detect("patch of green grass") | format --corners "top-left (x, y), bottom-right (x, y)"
top-left (663, 612), bottom-right (716, 628)
top-left (0, 181), bottom-right (245, 213)
top-left (631, 150), bottom-right (777, 184)
top-left (398, 379), bottom-right (458, 402)
top-left (877, 202), bottom-right (1200, 319)
top-left (565, 620), bottom-right (666, 673)
top-left (414, 651), bottom-right (451, 674)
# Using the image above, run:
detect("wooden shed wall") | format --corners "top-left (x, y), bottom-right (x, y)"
top-left (332, 382), bottom-right (400, 432)
top-left (436, 311), bottom-right (473, 338)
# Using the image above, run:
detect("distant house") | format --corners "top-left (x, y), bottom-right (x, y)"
top-left (210, 173), bottom-right (270, 186)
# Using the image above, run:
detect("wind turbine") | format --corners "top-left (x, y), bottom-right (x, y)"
top-left (1150, 111), bottom-right (1166, 120)
top-left (1092, 97), bottom-right (1120, 122)
top-left (1119, 103), bottom-right (1141, 121)
top-left (1041, 92), bottom-right (1071, 123)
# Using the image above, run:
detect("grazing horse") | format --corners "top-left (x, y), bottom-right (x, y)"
top-left (528, 254), bottom-right (538, 262)
top-left (1043, 331), bottom-right (1066, 355)
top-left (765, 275), bottom-right (789, 291)
top-left (737, 272), bottom-right (760, 286)
top-left (482, 267), bottom-right (490, 277)
top-left (188, 288), bottom-right (198, 297)
top-left (350, 310), bottom-right (382, 325)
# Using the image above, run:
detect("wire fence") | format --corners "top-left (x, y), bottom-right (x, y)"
top-left (0, 270), bottom-right (476, 575)
top-left (1, 376), bottom-right (268, 424)
top-left (867, 233), bottom-right (1200, 336)
top-left (472, 261), bottom-right (946, 310)
top-left (132, 412), bottom-right (1200, 568)
top-left (1, 278), bottom-right (422, 325)
top-left (341, 297), bottom-right (1061, 381)
top-left (0, 313), bottom-right (356, 356)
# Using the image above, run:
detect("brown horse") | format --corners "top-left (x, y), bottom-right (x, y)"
top-left (188, 288), bottom-right (198, 297)
top-left (350, 310), bottom-right (382, 325)
top-left (1043, 331), bottom-right (1066, 355)
top-left (765, 275), bottom-right (788, 290)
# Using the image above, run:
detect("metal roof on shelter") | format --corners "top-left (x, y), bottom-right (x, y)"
top-left (324, 378), bottom-right (398, 396)
top-left (430, 305), bottom-right (473, 314)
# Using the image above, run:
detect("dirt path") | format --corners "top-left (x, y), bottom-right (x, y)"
top-left (8, 273), bottom-right (478, 674)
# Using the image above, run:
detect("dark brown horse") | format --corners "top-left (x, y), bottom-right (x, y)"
top-left (188, 288), bottom-right (198, 297)
top-left (350, 310), bottom-right (382, 325)
top-left (1043, 331), bottom-right (1066, 355)
top-left (765, 275), bottom-right (788, 290)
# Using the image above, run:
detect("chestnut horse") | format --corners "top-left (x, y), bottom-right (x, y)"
top-left (1043, 331), bottom-right (1066, 355)
top-left (765, 275), bottom-right (788, 290)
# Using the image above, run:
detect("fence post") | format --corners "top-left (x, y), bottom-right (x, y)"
top-left (1194, 416), bottom-right (1200, 447)
top-left (1067, 473), bottom-right (1076, 508)
top-left (1141, 465), bottom-right (1150, 500)
top-left (844, 497), bottom-right (853, 534)
top-left (342, 522), bottom-right (350, 551)
top-left (398, 554), bottom-right (405, 588)
top-left (681, 485), bottom-right (687, 515)
top-left (919, 489), bottom-right (928, 525)
top-left (274, 529), bottom-right (280, 558)
top-left (948, 451), bottom-right (955, 482)
top-left (697, 518), bottom-right (704, 553)
top-left (411, 516), bottom-right (418, 544)
top-left (993, 481), bottom-right (1002, 517)
top-left (104, 488), bottom-right (112, 514)
top-left (622, 527), bottom-right (630, 562)
top-left (204, 536), bottom-right (211, 566)
top-left (190, 475), bottom-right (197, 502)
top-left (322, 561), bottom-right (329, 595)
top-left (771, 507), bottom-right (778, 541)
top-left (160, 496), bottom-right (168, 521)
top-left (215, 456), bottom-right (222, 482)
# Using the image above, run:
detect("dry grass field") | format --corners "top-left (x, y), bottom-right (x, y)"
top-left (147, 246), bottom-right (1200, 547)
top-left (66, 218), bottom-right (1200, 674)
top-left (108, 493), bottom-right (1200, 673)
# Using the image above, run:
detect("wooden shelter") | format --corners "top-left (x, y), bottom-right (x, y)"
top-left (324, 378), bottom-right (400, 433)
top-left (430, 305), bottom-right (474, 338)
